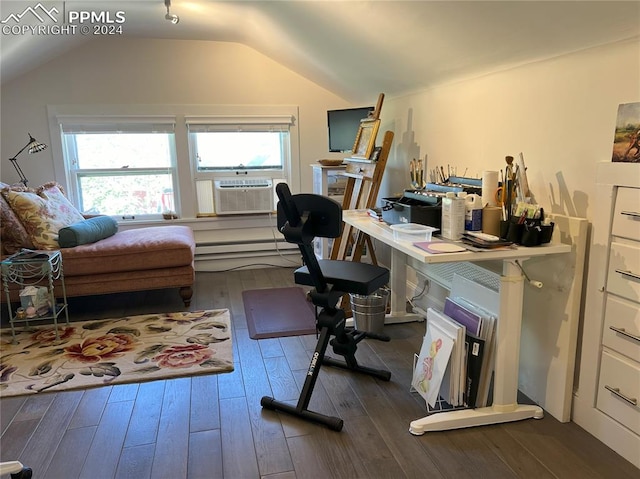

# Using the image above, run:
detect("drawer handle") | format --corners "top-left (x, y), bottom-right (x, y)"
top-left (609, 326), bottom-right (640, 342)
top-left (620, 211), bottom-right (640, 219)
top-left (604, 385), bottom-right (638, 406)
top-left (615, 269), bottom-right (640, 281)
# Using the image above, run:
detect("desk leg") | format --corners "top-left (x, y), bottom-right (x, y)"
top-left (409, 259), bottom-right (543, 434)
top-left (386, 248), bottom-right (422, 324)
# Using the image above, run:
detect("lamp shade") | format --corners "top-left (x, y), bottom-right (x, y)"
top-left (27, 135), bottom-right (47, 154)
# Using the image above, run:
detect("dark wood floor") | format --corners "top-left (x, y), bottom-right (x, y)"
top-left (1, 268), bottom-right (638, 479)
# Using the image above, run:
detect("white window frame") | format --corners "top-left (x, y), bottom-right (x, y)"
top-left (56, 115), bottom-right (178, 220)
top-left (186, 114), bottom-right (295, 181)
top-left (47, 104), bottom-right (301, 222)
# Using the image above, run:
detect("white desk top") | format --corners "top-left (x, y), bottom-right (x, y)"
top-left (342, 210), bottom-right (571, 264)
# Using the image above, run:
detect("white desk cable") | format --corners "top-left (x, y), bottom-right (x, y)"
top-left (514, 260), bottom-right (543, 289)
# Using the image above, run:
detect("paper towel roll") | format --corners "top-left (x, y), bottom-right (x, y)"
top-left (482, 170), bottom-right (499, 207)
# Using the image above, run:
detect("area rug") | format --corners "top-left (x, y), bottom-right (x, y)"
top-left (243, 287), bottom-right (317, 339)
top-left (0, 309), bottom-right (233, 398)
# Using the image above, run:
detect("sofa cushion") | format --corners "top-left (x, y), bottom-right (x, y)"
top-left (58, 216), bottom-right (119, 248)
top-left (60, 225), bottom-right (195, 277)
top-left (2, 182), bottom-right (85, 249)
top-left (0, 182), bottom-right (35, 254)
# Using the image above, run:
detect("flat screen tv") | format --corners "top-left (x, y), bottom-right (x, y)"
top-left (327, 106), bottom-right (375, 153)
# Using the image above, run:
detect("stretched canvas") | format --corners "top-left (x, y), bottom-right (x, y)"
top-left (611, 102), bottom-right (640, 162)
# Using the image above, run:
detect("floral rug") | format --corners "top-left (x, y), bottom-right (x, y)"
top-left (0, 309), bottom-right (233, 397)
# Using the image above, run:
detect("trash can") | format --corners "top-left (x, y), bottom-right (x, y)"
top-left (349, 288), bottom-right (389, 334)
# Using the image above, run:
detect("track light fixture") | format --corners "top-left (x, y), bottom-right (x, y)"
top-left (164, 0), bottom-right (179, 24)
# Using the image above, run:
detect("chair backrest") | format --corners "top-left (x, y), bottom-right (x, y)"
top-left (276, 185), bottom-right (342, 240)
top-left (276, 183), bottom-right (342, 295)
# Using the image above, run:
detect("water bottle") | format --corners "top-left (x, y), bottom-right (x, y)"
top-left (464, 193), bottom-right (483, 231)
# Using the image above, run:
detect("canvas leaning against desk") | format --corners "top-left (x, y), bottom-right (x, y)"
top-left (341, 210), bottom-right (572, 433)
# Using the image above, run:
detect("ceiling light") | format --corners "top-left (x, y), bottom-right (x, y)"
top-left (164, 0), bottom-right (179, 24)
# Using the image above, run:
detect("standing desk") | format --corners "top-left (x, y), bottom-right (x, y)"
top-left (341, 210), bottom-right (571, 434)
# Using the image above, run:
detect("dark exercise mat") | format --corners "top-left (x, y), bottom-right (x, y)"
top-left (243, 287), bottom-right (317, 339)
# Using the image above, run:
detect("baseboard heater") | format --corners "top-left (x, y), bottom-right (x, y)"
top-left (214, 178), bottom-right (274, 215)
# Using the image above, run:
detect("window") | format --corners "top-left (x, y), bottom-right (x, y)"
top-left (193, 131), bottom-right (285, 171)
top-left (49, 105), bottom-right (300, 221)
top-left (59, 118), bottom-right (177, 219)
top-left (186, 114), bottom-right (295, 216)
top-left (187, 115), bottom-right (294, 174)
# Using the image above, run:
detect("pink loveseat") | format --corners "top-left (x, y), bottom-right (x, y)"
top-left (1, 182), bottom-right (195, 306)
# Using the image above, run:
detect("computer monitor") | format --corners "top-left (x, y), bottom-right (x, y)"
top-left (327, 106), bottom-right (374, 153)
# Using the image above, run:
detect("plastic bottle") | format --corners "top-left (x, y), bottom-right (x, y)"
top-left (441, 192), bottom-right (465, 240)
top-left (464, 193), bottom-right (483, 231)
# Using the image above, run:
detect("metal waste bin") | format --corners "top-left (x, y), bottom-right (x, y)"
top-left (349, 288), bottom-right (389, 334)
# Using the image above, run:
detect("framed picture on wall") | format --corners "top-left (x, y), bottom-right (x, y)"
top-left (351, 119), bottom-right (380, 159)
top-left (612, 102), bottom-right (640, 162)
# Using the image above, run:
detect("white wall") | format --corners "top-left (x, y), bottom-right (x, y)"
top-left (0, 37), bottom-right (357, 270)
top-left (377, 38), bottom-right (639, 425)
top-left (5, 36), bottom-right (637, 220)
top-left (0, 37), bottom-right (351, 192)
top-left (2, 36), bottom-right (639, 271)
top-left (379, 38), bottom-right (640, 222)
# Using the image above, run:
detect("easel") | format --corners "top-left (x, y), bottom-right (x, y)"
top-left (330, 130), bottom-right (393, 263)
top-left (330, 93), bottom-right (391, 264)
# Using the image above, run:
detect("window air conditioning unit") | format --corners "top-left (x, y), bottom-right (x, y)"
top-left (214, 178), bottom-right (274, 215)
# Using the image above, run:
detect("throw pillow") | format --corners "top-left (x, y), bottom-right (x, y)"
top-left (2, 182), bottom-right (85, 250)
top-left (0, 182), bottom-right (35, 254)
top-left (58, 216), bottom-right (118, 248)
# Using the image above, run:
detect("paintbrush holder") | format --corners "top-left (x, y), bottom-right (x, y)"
top-left (500, 217), bottom-right (554, 246)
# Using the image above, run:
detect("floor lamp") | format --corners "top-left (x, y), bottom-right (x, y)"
top-left (8, 133), bottom-right (47, 186)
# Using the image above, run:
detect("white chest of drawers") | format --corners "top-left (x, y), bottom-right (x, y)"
top-left (573, 162), bottom-right (640, 469)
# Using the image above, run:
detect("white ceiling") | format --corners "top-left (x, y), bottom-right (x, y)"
top-left (1, 1), bottom-right (639, 101)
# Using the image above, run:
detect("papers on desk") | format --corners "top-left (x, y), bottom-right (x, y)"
top-left (413, 241), bottom-right (467, 254)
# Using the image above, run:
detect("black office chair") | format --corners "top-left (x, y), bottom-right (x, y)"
top-left (260, 183), bottom-right (391, 431)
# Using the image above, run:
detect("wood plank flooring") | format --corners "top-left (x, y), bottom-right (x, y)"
top-left (1, 268), bottom-right (638, 479)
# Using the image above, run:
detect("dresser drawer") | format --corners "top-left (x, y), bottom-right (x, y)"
top-left (612, 187), bottom-right (640, 240)
top-left (608, 241), bottom-right (640, 302)
top-left (597, 350), bottom-right (640, 435)
top-left (603, 295), bottom-right (640, 361)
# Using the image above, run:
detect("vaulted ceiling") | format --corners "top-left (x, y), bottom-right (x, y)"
top-left (1, 1), bottom-right (639, 101)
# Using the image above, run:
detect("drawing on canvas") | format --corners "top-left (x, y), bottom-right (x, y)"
top-left (612, 102), bottom-right (640, 162)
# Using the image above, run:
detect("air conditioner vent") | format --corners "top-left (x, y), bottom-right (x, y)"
top-left (216, 178), bottom-right (272, 188)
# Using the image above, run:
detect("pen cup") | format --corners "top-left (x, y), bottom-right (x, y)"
top-left (506, 222), bottom-right (524, 244)
top-left (499, 220), bottom-right (510, 240)
top-left (539, 222), bottom-right (555, 244)
top-left (500, 217), bottom-right (524, 244)
top-left (520, 224), bottom-right (541, 247)
top-left (482, 206), bottom-right (502, 237)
